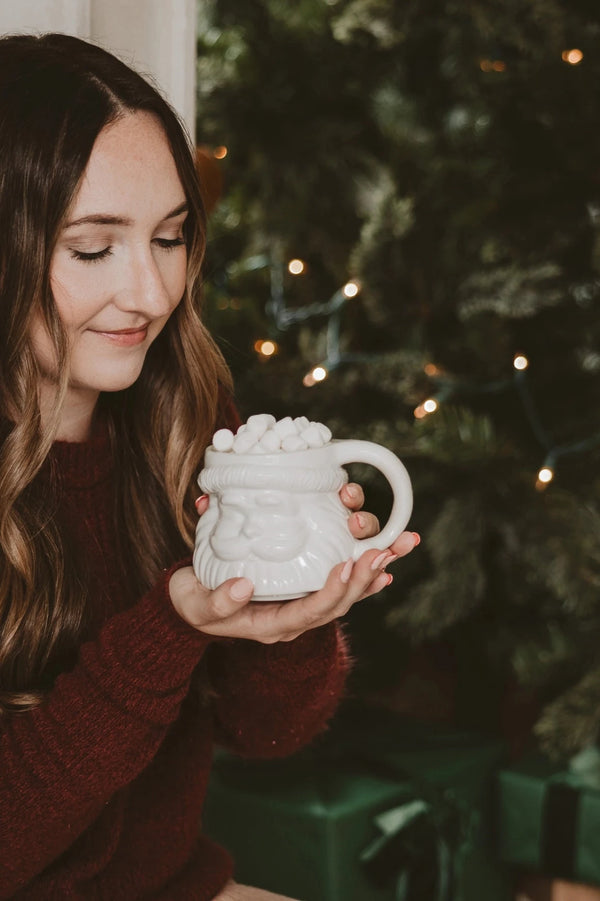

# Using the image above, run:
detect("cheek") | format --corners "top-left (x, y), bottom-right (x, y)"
top-left (50, 264), bottom-right (106, 329)
top-left (170, 259), bottom-right (188, 306)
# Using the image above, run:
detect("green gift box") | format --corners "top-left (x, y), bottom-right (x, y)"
top-left (203, 702), bottom-right (511, 900)
top-left (495, 747), bottom-right (600, 886)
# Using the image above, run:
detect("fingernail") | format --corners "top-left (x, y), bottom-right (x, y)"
top-left (345, 484), bottom-right (359, 499)
top-left (412, 532), bottom-right (421, 547)
top-left (195, 494), bottom-right (209, 511)
top-left (340, 558), bottom-right (354, 584)
top-left (371, 551), bottom-right (394, 571)
top-left (229, 578), bottom-right (254, 601)
top-left (385, 573), bottom-right (393, 586)
top-left (355, 513), bottom-right (366, 529)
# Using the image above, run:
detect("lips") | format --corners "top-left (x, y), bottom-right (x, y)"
top-left (90, 324), bottom-right (150, 346)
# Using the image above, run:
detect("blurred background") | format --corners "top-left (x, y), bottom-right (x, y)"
top-left (195, 0), bottom-right (600, 762)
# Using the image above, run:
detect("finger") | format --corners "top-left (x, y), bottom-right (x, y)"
top-left (207, 576), bottom-right (255, 620)
top-left (339, 482), bottom-right (364, 511)
top-left (360, 570), bottom-right (394, 601)
top-left (347, 510), bottom-right (380, 539)
top-left (195, 494), bottom-right (209, 515)
top-left (388, 530), bottom-right (421, 558)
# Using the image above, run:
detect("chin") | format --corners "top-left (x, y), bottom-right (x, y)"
top-left (71, 362), bottom-right (147, 394)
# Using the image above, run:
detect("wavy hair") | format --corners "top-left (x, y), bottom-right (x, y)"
top-left (0, 33), bottom-right (232, 711)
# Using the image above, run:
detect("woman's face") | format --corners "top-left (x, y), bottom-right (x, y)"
top-left (33, 111), bottom-right (188, 422)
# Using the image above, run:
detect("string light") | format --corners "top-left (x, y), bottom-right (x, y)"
top-left (342, 280), bottom-right (360, 298)
top-left (414, 398), bottom-right (439, 419)
top-left (288, 258), bottom-right (305, 275)
top-left (419, 354), bottom-right (600, 490)
top-left (562, 49), bottom-right (583, 65)
top-left (513, 354), bottom-right (529, 371)
top-left (304, 365), bottom-right (328, 386)
top-left (480, 59), bottom-right (506, 72)
top-left (254, 339), bottom-right (278, 357)
top-left (213, 145), bottom-right (228, 159)
top-left (226, 252), bottom-right (598, 485)
top-left (536, 465), bottom-right (555, 492)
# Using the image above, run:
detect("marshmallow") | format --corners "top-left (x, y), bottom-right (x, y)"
top-left (210, 414), bottom-right (333, 455)
top-left (233, 430), bottom-right (259, 454)
top-left (259, 430), bottom-right (282, 452)
top-left (301, 424), bottom-right (325, 448)
top-left (212, 428), bottom-right (235, 451)
top-left (282, 434), bottom-right (309, 452)
top-left (316, 422), bottom-right (332, 444)
top-left (273, 416), bottom-right (297, 439)
top-left (246, 413), bottom-right (276, 437)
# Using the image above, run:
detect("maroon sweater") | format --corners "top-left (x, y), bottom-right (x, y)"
top-left (0, 421), bottom-right (350, 900)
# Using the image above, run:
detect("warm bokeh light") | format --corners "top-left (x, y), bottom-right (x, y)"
top-left (254, 339), bottom-right (278, 357)
top-left (414, 398), bottom-right (439, 419)
top-left (312, 366), bottom-right (328, 382)
top-left (424, 363), bottom-right (442, 376)
top-left (480, 59), bottom-right (506, 72)
top-left (538, 467), bottom-right (554, 484)
top-left (213, 145), bottom-right (228, 159)
top-left (513, 354), bottom-right (529, 371)
top-left (343, 280), bottom-right (360, 298)
top-left (562, 49), bottom-right (583, 65)
top-left (288, 258), bottom-right (306, 275)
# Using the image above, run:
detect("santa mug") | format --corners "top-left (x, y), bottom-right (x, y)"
top-left (193, 416), bottom-right (413, 601)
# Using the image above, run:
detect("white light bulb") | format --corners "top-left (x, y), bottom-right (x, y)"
top-left (538, 467), bottom-right (554, 484)
top-left (343, 280), bottom-right (360, 298)
top-left (513, 354), bottom-right (529, 371)
top-left (312, 366), bottom-right (328, 382)
top-left (288, 258), bottom-right (305, 275)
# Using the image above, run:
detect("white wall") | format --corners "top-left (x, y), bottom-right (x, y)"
top-left (0, 0), bottom-right (197, 137)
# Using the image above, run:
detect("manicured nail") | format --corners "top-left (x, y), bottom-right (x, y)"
top-left (229, 578), bottom-right (254, 601)
top-left (195, 494), bottom-right (209, 511)
top-left (371, 551), bottom-right (394, 571)
top-left (412, 532), bottom-right (421, 546)
top-left (340, 558), bottom-right (354, 583)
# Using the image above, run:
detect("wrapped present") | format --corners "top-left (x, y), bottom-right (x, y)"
top-left (496, 746), bottom-right (600, 887)
top-left (203, 702), bottom-right (511, 901)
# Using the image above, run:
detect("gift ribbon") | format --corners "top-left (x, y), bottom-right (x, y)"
top-left (359, 797), bottom-right (455, 901)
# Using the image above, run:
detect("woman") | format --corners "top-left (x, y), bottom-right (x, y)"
top-left (0, 33), bottom-right (418, 900)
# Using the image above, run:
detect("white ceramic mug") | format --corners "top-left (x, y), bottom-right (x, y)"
top-left (193, 439), bottom-right (413, 601)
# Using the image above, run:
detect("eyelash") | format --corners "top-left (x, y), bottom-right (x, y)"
top-left (69, 236), bottom-right (186, 264)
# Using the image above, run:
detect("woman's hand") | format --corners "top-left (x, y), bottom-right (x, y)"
top-left (173, 483), bottom-right (419, 643)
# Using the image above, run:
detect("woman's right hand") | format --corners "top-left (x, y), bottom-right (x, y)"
top-left (168, 529), bottom-right (418, 645)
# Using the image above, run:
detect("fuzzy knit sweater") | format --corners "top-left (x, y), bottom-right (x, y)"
top-left (0, 415), bottom-right (350, 900)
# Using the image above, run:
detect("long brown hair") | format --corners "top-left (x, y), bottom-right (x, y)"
top-left (0, 33), bottom-right (232, 711)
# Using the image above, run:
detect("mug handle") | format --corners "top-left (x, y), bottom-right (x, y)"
top-left (331, 439), bottom-right (413, 559)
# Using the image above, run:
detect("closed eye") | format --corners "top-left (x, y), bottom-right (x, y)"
top-left (69, 247), bottom-right (112, 263)
top-left (153, 237), bottom-right (186, 250)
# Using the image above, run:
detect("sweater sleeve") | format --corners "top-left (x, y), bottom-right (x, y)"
top-left (0, 565), bottom-right (211, 898)
top-left (206, 621), bottom-right (351, 758)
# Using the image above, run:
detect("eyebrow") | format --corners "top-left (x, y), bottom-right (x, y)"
top-left (63, 200), bottom-right (189, 229)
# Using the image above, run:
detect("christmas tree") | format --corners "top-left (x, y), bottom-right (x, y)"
top-left (196, 0), bottom-right (600, 758)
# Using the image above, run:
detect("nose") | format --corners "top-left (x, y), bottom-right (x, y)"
top-left (116, 247), bottom-right (175, 318)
